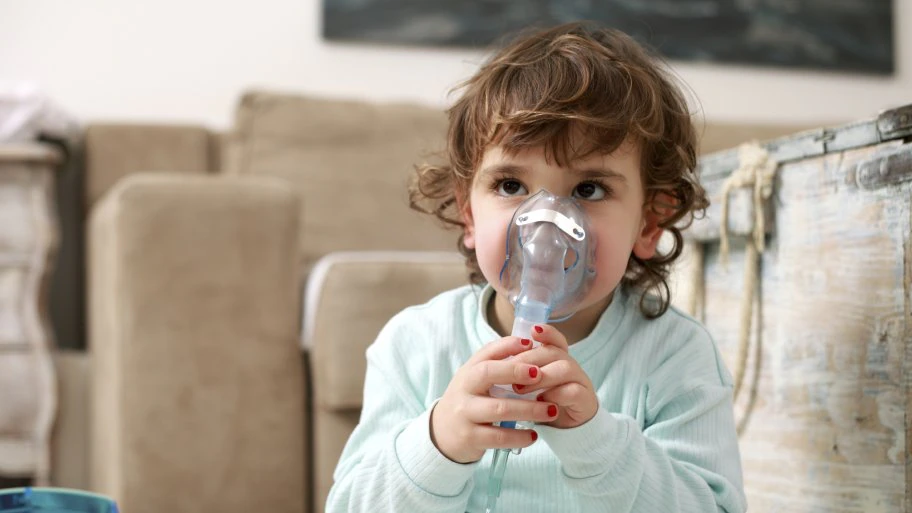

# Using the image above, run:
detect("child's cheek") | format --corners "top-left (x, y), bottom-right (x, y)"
top-left (473, 225), bottom-right (509, 284)
top-left (592, 230), bottom-right (632, 284)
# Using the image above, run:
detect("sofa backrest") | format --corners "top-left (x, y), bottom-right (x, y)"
top-left (222, 91), bottom-right (458, 273)
top-left (84, 124), bottom-right (217, 211)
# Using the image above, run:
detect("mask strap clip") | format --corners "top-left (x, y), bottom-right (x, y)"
top-left (515, 208), bottom-right (586, 241)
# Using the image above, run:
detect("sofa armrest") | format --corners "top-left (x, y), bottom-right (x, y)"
top-left (88, 173), bottom-right (307, 513)
top-left (303, 251), bottom-right (467, 512)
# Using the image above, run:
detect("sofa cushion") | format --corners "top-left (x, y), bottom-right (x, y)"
top-left (85, 124), bottom-right (215, 210)
top-left (223, 91), bottom-right (457, 273)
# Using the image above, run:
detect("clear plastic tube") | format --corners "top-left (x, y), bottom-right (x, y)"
top-left (484, 448), bottom-right (511, 513)
top-left (485, 299), bottom-right (551, 512)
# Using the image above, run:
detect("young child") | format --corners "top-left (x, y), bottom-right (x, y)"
top-left (327, 21), bottom-right (746, 513)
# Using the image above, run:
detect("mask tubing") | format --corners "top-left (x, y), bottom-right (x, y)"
top-left (485, 448), bottom-right (511, 513)
top-left (485, 299), bottom-right (549, 511)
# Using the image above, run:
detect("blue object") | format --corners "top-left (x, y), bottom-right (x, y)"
top-left (0, 488), bottom-right (118, 513)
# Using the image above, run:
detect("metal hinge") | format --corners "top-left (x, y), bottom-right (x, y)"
top-left (877, 103), bottom-right (912, 141)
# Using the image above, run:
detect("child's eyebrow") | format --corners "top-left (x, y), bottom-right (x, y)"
top-left (572, 168), bottom-right (628, 183)
top-left (479, 163), bottom-right (528, 177)
top-left (478, 164), bottom-right (627, 184)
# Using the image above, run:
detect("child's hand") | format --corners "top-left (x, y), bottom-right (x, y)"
top-left (430, 336), bottom-right (558, 463)
top-left (514, 324), bottom-right (599, 429)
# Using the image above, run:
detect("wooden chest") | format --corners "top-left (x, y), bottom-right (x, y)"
top-left (0, 144), bottom-right (61, 486)
top-left (673, 104), bottom-right (912, 512)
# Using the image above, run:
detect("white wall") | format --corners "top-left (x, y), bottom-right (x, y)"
top-left (1, 0), bottom-right (909, 129)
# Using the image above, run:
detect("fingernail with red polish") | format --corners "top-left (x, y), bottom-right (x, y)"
top-left (536, 394), bottom-right (545, 402)
top-left (515, 384), bottom-right (524, 390)
top-left (520, 338), bottom-right (531, 346)
top-left (534, 325), bottom-right (544, 334)
top-left (548, 405), bottom-right (558, 417)
top-left (528, 367), bottom-right (538, 378)
top-left (530, 431), bottom-right (538, 442)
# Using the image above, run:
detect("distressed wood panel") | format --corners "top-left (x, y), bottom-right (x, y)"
top-left (685, 140), bottom-right (911, 512)
top-left (0, 166), bottom-right (40, 255)
top-left (0, 352), bottom-right (43, 438)
top-left (0, 266), bottom-right (27, 347)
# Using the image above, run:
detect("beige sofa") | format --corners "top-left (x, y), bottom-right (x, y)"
top-left (51, 89), bottom-right (811, 513)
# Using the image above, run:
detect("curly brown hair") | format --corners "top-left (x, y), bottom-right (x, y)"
top-left (409, 21), bottom-right (708, 318)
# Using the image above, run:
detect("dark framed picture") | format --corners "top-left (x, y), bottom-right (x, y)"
top-left (323, 0), bottom-right (894, 75)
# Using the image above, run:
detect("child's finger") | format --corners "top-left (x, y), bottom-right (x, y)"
top-left (534, 359), bottom-right (590, 391)
top-left (535, 383), bottom-right (598, 427)
top-left (465, 359), bottom-right (541, 394)
top-left (467, 336), bottom-right (533, 366)
top-left (510, 344), bottom-right (566, 369)
top-left (470, 424), bottom-right (539, 451)
top-left (465, 396), bottom-right (557, 424)
top-left (536, 381), bottom-right (589, 408)
top-left (530, 323), bottom-right (569, 351)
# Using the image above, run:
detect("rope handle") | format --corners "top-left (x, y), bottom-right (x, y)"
top-left (716, 142), bottom-right (778, 435)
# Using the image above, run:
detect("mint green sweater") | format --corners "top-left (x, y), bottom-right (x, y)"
top-left (327, 285), bottom-right (747, 513)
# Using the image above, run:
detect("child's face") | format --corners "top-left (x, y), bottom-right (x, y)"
top-left (460, 137), bottom-right (664, 317)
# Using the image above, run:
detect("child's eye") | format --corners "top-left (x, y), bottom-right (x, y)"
top-left (495, 179), bottom-right (528, 197)
top-left (572, 181), bottom-right (609, 200)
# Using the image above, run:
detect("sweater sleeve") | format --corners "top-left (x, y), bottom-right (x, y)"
top-left (537, 329), bottom-right (747, 513)
top-left (325, 316), bottom-right (478, 512)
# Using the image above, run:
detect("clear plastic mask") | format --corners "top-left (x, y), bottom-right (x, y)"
top-left (499, 189), bottom-right (596, 330)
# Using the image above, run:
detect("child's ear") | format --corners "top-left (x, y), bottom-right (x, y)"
top-left (456, 188), bottom-right (475, 249)
top-left (633, 192), bottom-right (674, 260)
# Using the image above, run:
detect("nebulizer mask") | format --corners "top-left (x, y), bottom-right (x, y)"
top-left (485, 189), bottom-right (596, 513)
top-left (502, 190), bottom-right (597, 336)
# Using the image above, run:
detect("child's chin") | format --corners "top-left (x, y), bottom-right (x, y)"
top-left (580, 287), bottom-right (618, 311)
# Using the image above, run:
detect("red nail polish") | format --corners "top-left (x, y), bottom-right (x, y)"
top-left (520, 338), bottom-right (531, 346)
top-left (530, 431), bottom-right (538, 442)
top-left (529, 367), bottom-right (538, 378)
top-left (548, 405), bottom-right (558, 417)
top-left (534, 325), bottom-right (544, 334)
top-left (536, 394), bottom-right (545, 402)
top-left (515, 384), bottom-right (524, 390)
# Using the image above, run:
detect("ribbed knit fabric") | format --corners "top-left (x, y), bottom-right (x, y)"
top-left (327, 285), bottom-right (747, 513)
